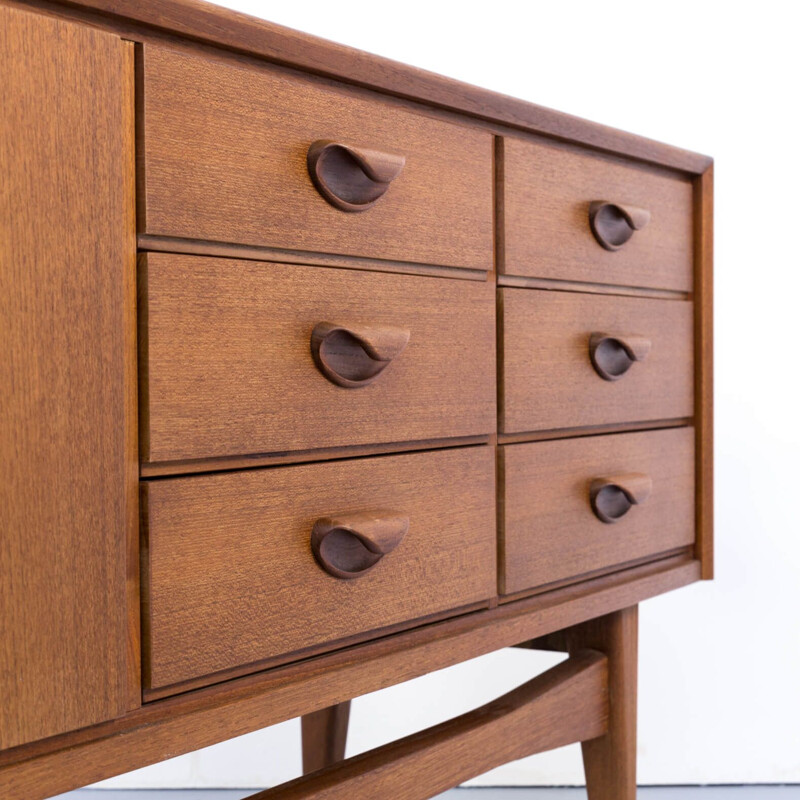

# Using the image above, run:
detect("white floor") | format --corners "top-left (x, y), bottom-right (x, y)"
top-left (57, 788), bottom-right (800, 798)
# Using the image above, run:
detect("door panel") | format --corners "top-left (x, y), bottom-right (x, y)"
top-left (0, 5), bottom-right (137, 749)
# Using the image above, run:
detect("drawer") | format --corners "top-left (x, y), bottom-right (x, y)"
top-left (139, 44), bottom-right (494, 271)
top-left (140, 254), bottom-right (495, 463)
top-left (500, 427), bottom-right (695, 594)
top-left (142, 446), bottom-right (497, 690)
top-left (501, 137), bottom-right (694, 291)
top-left (500, 289), bottom-right (693, 434)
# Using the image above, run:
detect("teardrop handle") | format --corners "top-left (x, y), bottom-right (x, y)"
top-left (311, 511), bottom-right (409, 579)
top-left (589, 332), bottom-right (651, 381)
top-left (308, 140), bottom-right (406, 212)
top-left (311, 321), bottom-right (410, 388)
top-left (589, 201), bottom-right (651, 250)
top-left (590, 473), bottom-right (653, 524)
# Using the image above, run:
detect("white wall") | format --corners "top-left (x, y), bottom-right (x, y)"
top-left (101, 0), bottom-right (800, 788)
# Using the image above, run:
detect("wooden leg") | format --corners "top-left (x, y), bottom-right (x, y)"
top-left (245, 651), bottom-right (608, 800)
top-left (524, 605), bottom-right (638, 798)
top-left (574, 606), bottom-right (638, 800)
top-left (301, 700), bottom-right (351, 774)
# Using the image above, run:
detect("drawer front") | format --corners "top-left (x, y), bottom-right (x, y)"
top-left (502, 137), bottom-right (694, 291)
top-left (500, 289), bottom-right (693, 434)
top-left (140, 45), bottom-right (493, 271)
top-left (141, 254), bottom-right (495, 463)
top-left (143, 446), bottom-right (496, 689)
top-left (501, 427), bottom-right (695, 594)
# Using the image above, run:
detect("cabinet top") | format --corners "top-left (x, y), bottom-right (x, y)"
top-left (56, 0), bottom-right (710, 174)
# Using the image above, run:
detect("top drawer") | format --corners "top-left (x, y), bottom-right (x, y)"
top-left (139, 45), bottom-right (494, 271)
top-left (501, 138), bottom-right (694, 292)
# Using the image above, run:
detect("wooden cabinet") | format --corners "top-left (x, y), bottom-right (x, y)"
top-left (0, 2), bottom-right (713, 798)
top-left (0, 5), bottom-right (137, 750)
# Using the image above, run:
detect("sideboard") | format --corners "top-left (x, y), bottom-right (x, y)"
top-left (0, 2), bottom-right (713, 797)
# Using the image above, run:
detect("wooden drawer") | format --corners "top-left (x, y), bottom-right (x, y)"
top-left (501, 137), bottom-right (694, 291)
top-left (500, 427), bottom-right (695, 594)
top-left (140, 254), bottom-right (495, 464)
top-left (139, 44), bottom-right (493, 271)
top-left (500, 289), bottom-right (693, 434)
top-left (142, 446), bottom-right (496, 690)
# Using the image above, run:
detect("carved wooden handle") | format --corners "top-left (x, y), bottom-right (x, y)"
top-left (589, 201), bottom-right (651, 250)
top-left (589, 332), bottom-right (651, 381)
top-left (311, 321), bottom-right (410, 388)
top-left (308, 140), bottom-right (406, 212)
top-left (590, 473), bottom-right (652, 524)
top-left (311, 511), bottom-right (409, 579)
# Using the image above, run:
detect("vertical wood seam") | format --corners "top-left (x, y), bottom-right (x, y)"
top-left (122, 37), bottom-right (142, 713)
top-left (694, 164), bottom-right (714, 579)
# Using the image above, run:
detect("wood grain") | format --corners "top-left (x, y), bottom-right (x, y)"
top-left (499, 548), bottom-right (693, 605)
top-left (139, 43), bottom-right (494, 270)
top-left (579, 608), bottom-right (638, 800)
top-left (695, 164), bottom-right (714, 579)
top-left (0, 2), bottom-right (713, 793)
top-left (142, 446), bottom-right (497, 690)
top-left (497, 273), bottom-right (688, 301)
top-left (526, 607), bottom-right (640, 800)
top-left (498, 418), bottom-right (690, 446)
top-left (23, 0), bottom-right (711, 173)
top-left (0, 555), bottom-right (699, 800)
top-left (302, 702), bottom-right (351, 774)
top-left (501, 136), bottom-right (695, 291)
top-left (142, 600), bottom-right (490, 703)
top-left (140, 253), bottom-right (495, 463)
top-left (500, 428), bottom-right (695, 594)
top-left (0, 4), bottom-right (137, 750)
top-left (136, 234), bottom-right (488, 282)
top-left (499, 289), bottom-right (694, 434)
top-left (247, 650), bottom-right (608, 800)
top-left (139, 435), bottom-right (490, 478)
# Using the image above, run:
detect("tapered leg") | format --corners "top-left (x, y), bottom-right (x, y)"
top-left (301, 700), bottom-right (351, 774)
top-left (575, 607), bottom-right (638, 800)
top-left (521, 605), bottom-right (638, 799)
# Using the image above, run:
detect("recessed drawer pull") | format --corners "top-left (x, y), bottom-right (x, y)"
top-left (589, 331), bottom-right (651, 381)
top-left (588, 200), bottom-right (651, 250)
top-left (311, 321), bottom-right (410, 388)
top-left (590, 473), bottom-right (653, 524)
top-left (311, 511), bottom-right (409, 579)
top-left (308, 139), bottom-right (406, 212)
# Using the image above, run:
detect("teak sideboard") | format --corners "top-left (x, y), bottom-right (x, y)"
top-left (0, 2), bottom-right (713, 798)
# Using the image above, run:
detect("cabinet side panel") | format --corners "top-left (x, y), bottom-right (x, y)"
top-left (0, 5), bottom-right (137, 748)
top-left (694, 164), bottom-right (714, 579)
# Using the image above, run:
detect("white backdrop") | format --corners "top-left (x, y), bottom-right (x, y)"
top-left (102, 0), bottom-right (800, 788)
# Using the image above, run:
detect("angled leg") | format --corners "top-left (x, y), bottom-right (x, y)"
top-left (247, 650), bottom-right (608, 800)
top-left (529, 606), bottom-right (638, 800)
top-left (578, 606), bottom-right (638, 800)
top-left (301, 701), bottom-right (351, 774)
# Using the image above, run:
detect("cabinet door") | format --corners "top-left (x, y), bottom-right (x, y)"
top-left (0, 6), bottom-right (137, 749)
